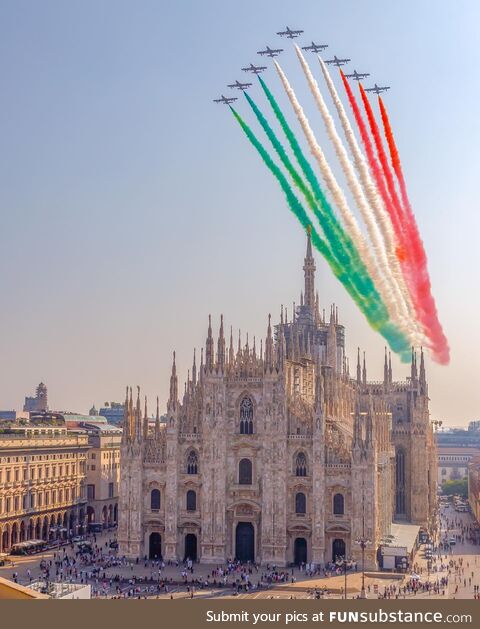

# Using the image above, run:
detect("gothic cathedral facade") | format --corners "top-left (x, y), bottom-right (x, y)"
top-left (118, 232), bottom-right (437, 568)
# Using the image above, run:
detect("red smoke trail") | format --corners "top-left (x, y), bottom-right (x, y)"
top-left (341, 72), bottom-right (449, 363)
top-left (379, 96), bottom-right (412, 218)
top-left (340, 71), bottom-right (405, 257)
top-left (377, 96), bottom-right (450, 364)
top-left (358, 83), bottom-right (407, 238)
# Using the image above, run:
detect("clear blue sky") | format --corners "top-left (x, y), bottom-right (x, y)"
top-left (0, 0), bottom-right (478, 425)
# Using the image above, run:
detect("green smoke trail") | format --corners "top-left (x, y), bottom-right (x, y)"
top-left (244, 90), bottom-right (363, 306)
top-left (257, 77), bottom-right (382, 314)
top-left (231, 106), bottom-right (410, 358)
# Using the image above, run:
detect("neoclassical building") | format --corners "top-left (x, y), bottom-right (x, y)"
top-left (119, 232), bottom-right (437, 568)
top-left (0, 425), bottom-right (89, 553)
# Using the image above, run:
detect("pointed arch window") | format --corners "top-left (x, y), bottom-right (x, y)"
top-left (186, 450), bottom-right (198, 475)
top-left (295, 452), bottom-right (307, 477)
top-left (295, 492), bottom-right (306, 514)
top-left (150, 489), bottom-right (161, 511)
top-left (239, 397), bottom-right (254, 434)
top-left (186, 490), bottom-right (197, 512)
top-left (333, 492), bottom-right (344, 515)
top-left (395, 448), bottom-right (406, 515)
top-left (239, 458), bottom-right (253, 485)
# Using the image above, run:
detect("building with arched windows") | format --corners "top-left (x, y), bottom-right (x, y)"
top-left (118, 232), bottom-right (437, 568)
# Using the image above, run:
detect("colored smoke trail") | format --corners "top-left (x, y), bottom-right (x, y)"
top-left (359, 84), bottom-right (407, 236)
top-left (249, 82), bottom-right (370, 304)
top-left (230, 107), bottom-right (410, 359)
top-left (272, 60), bottom-right (409, 344)
top-left (318, 58), bottom-right (422, 344)
top-left (378, 97), bottom-right (450, 364)
top-left (358, 82), bottom-right (448, 361)
top-left (256, 76), bottom-right (385, 314)
top-left (243, 91), bottom-right (321, 230)
top-left (340, 71), bottom-right (404, 247)
top-left (245, 88), bottom-right (379, 315)
top-left (295, 45), bottom-right (414, 342)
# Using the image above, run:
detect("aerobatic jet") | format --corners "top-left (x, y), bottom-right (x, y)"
top-left (277, 26), bottom-right (304, 38)
top-left (241, 63), bottom-right (267, 74)
top-left (302, 41), bottom-right (329, 53)
top-left (365, 83), bottom-right (390, 94)
top-left (257, 45), bottom-right (283, 58)
top-left (344, 69), bottom-right (370, 81)
top-left (213, 95), bottom-right (238, 105)
top-left (325, 55), bottom-right (351, 67)
top-left (227, 80), bottom-right (252, 91)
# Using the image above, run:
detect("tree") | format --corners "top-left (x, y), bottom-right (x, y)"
top-left (441, 479), bottom-right (468, 498)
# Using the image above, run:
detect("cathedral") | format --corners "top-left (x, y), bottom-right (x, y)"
top-left (118, 231), bottom-right (437, 568)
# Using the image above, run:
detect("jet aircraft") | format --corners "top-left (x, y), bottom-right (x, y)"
top-left (241, 63), bottom-right (267, 74)
top-left (344, 69), bottom-right (370, 81)
top-left (227, 80), bottom-right (252, 91)
top-left (364, 83), bottom-right (390, 94)
top-left (277, 26), bottom-right (304, 39)
top-left (257, 45), bottom-right (283, 58)
top-left (302, 41), bottom-right (329, 53)
top-left (213, 95), bottom-right (238, 104)
top-left (325, 55), bottom-right (351, 67)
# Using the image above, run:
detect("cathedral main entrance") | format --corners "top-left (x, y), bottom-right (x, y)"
top-left (149, 532), bottom-right (162, 559)
top-left (294, 537), bottom-right (307, 565)
top-left (184, 533), bottom-right (197, 561)
top-left (235, 522), bottom-right (254, 562)
top-left (332, 538), bottom-right (346, 562)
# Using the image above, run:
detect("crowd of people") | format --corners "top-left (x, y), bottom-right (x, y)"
top-left (4, 498), bottom-right (480, 599)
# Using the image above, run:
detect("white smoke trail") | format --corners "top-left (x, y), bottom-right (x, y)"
top-left (274, 59), bottom-right (411, 340)
top-left (316, 55), bottom-right (425, 344)
top-left (295, 45), bottom-right (416, 339)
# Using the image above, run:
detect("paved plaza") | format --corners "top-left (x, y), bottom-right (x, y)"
top-left (1, 502), bottom-right (479, 599)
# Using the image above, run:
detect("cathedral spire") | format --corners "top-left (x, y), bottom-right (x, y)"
top-left (388, 351), bottom-right (392, 384)
top-left (411, 347), bottom-right (417, 382)
top-left (419, 346), bottom-right (427, 394)
top-left (383, 347), bottom-right (389, 389)
top-left (155, 396), bottom-right (160, 438)
top-left (303, 225), bottom-right (316, 310)
top-left (277, 322), bottom-right (286, 371)
top-left (168, 351), bottom-right (178, 412)
top-left (356, 347), bottom-right (361, 384)
top-left (217, 314), bottom-right (225, 372)
top-left (205, 315), bottom-right (214, 372)
top-left (192, 348), bottom-right (197, 385)
top-left (135, 385), bottom-right (141, 442)
top-left (265, 314), bottom-right (273, 372)
top-left (122, 385), bottom-right (130, 442)
top-left (143, 395), bottom-right (149, 440)
top-left (362, 351), bottom-right (367, 386)
top-left (229, 326), bottom-right (235, 365)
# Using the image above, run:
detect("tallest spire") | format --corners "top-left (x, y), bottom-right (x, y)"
top-left (303, 226), bottom-right (316, 311)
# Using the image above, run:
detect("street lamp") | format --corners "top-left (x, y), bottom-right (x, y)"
top-left (335, 554), bottom-right (349, 600)
top-left (355, 484), bottom-right (372, 599)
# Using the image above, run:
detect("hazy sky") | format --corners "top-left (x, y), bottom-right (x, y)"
top-left (0, 0), bottom-right (479, 426)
